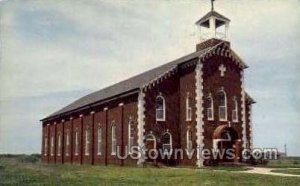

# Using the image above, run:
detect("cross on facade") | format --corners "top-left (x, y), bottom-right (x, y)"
top-left (219, 64), bottom-right (226, 77)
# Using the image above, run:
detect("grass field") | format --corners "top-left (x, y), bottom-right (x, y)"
top-left (0, 155), bottom-right (300, 186)
top-left (263, 157), bottom-right (300, 168)
top-left (271, 169), bottom-right (300, 175)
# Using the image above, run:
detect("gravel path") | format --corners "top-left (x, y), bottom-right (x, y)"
top-left (238, 167), bottom-right (300, 177)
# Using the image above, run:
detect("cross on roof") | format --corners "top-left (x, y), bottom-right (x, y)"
top-left (219, 64), bottom-right (226, 77)
top-left (211, 0), bottom-right (215, 11)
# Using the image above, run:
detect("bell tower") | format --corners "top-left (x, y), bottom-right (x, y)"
top-left (195, 0), bottom-right (230, 51)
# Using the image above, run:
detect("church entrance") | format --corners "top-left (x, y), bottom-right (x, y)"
top-left (213, 125), bottom-right (240, 163)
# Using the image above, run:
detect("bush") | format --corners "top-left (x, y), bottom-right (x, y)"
top-left (19, 154), bottom-right (41, 163)
top-left (245, 155), bottom-right (269, 165)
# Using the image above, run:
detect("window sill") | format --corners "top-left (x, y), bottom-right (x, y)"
top-left (97, 153), bottom-right (102, 156)
top-left (111, 153), bottom-right (116, 156)
top-left (156, 119), bottom-right (166, 122)
top-left (219, 119), bottom-right (227, 122)
top-left (207, 118), bottom-right (214, 121)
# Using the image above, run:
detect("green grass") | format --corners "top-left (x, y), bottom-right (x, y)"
top-left (271, 169), bottom-right (300, 175)
top-left (1, 155), bottom-right (300, 186)
top-left (262, 157), bottom-right (300, 168)
top-left (199, 166), bottom-right (251, 171)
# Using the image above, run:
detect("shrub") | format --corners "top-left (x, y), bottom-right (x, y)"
top-left (19, 154), bottom-right (41, 163)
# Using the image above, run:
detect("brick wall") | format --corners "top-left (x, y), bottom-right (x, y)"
top-left (202, 55), bottom-right (243, 163)
top-left (144, 72), bottom-right (180, 165)
top-left (56, 122), bottom-right (63, 164)
top-left (42, 93), bottom-right (138, 166)
top-left (63, 120), bottom-right (72, 163)
top-left (179, 63), bottom-right (197, 166)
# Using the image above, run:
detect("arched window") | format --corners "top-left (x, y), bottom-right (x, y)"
top-left (186, 130), bottom-right (192, 151)
top-left (218, 90), bottom-right (227, 121)
top-left (75, 129), bottom-right (79, 156)
top-left (186, 94), bottom-right (192, 121)
top-left (156, 96), bottom-right (166, 121)
top-left (146, 134), bottom-right (156, 149)
top-left (111, 124), bottom-right (116, 155)
top-left (162, 132), bottom-right (172, 154)
top-left (232, 97), bottom-right (238, 122)
top-left (44, 136), bottom-right (48, 156)
top-left (85, 128), bottom-right (90, 156)
top-left (97, 126), bottom-right (102, 155)
top-left (57, 133), bottom-right (61, 156)
top-left (65, 129), bottom-right (70, 156)
top-left (50, 135), bottom-right (54, 156)
top-left (128, 121), bottom-right (134, 154)
top-left (207, 95), bottom-right (214, 120)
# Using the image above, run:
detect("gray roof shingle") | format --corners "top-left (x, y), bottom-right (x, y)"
top-left (43, 47), bottom-right (213, 121)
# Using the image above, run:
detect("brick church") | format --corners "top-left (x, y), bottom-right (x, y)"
top-left (41, 5), bottom-right (255, 167)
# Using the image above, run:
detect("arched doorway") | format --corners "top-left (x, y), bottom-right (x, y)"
top-left (145, 133), bottom-right (156, 162)
top-left (213, 125), bottom-right (240, 163)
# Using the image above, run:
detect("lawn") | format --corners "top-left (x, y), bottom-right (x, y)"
top-left (271, 169), bottom-right (300, 175)
top-left (262, 157), bottom-right (300, 168)
top-left (0, 155), bottom-right (300, 186)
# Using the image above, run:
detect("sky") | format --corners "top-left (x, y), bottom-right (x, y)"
top-left (0, 0), bottom-right (299, 156)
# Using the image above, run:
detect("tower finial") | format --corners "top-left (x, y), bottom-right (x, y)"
top-left (211, 0), bottom-right (215, 11)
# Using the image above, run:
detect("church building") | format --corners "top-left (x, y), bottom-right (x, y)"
top-left (41, 5), bottom-right (255, 167)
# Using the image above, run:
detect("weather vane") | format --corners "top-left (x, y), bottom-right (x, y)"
top-left (211, 0), bottom-right (215, 11)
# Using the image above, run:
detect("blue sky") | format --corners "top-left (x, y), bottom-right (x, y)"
top-left (0, 0), bottom-right (299, 156)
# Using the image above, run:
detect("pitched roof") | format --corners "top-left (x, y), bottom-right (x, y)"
top-left (195, 10), bottom-right (230, 25)
top-left (42, 40), bottom-right (249, 121)
top-left (43, 47), bottom-right (213, 121)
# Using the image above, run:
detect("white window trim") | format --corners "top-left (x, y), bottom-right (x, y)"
top-left (186, 95), bottom-right (192, 121)
top-left (65, 130), bottom-right (70, 156)
top-left (162, 132), bottom-right (172, 155)
top-left (97, 126), bottom-right (102, 155)
top-left (156, 95), bottom-right (166, 121)
top-left (85, 129), bottom-right (90, 156)
top-left (207, 95), bottom-right (214, 121)
top-left (111, 125), bottom-right (116, 155)
top-left (57, 134), bottom-right (61, 156)
top-left (232, 98), bottom-right (239, 122)
top-left (186, 130), bottom-right (192, 150)
top-left (75, 130), bottom-right (79, 156)
top-left (50, 136), bottom-right (54, 156)
top-left (218, 90), bottom-right (228, 121)
top-left (44, 137), bottom-right (48, 156)
top-left (128, 122), bottom-right (134, 154)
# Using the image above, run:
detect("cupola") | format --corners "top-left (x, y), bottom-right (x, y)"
top-left (195, 0), bottom-right (230, 51)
